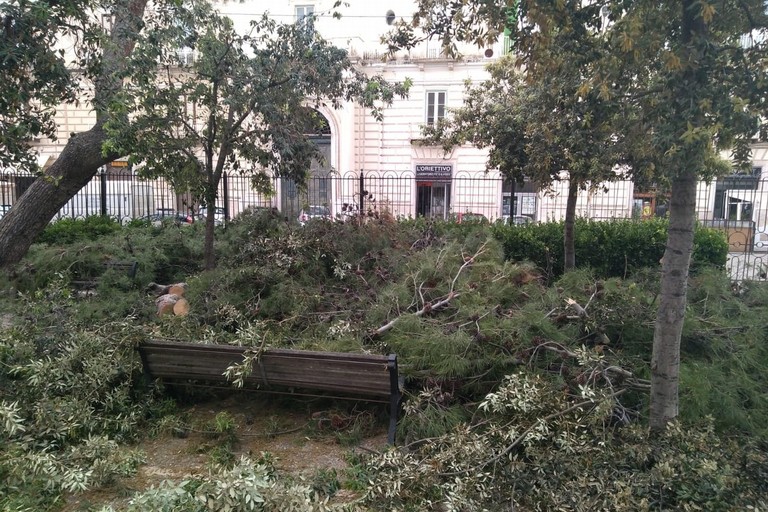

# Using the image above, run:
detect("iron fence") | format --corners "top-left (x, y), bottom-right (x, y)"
top-left (2, 169), bottom-right (768, 281)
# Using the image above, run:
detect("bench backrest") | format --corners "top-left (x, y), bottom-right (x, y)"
top-left (104, 261), bottom-right (139, 279)
top-left (138, 340), bottom-right (397, 400)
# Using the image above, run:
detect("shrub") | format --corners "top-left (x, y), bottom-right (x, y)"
top-left (0, 292), bottom-right (154, 507)
top-left (102, 455), bottom-right (340, 512)
top-left (37, 215), bottom-right (122, 245)
top-left (4, 220), bottom-right (203, 293)
top-left (492, 218), bottom-right (728, 281)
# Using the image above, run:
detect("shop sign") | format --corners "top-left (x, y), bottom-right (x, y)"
top-left (415, 164), bottom-right (453, 181)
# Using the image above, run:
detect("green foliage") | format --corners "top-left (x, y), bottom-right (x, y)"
top-left (492, 218), bottom-right (727, 281)
top-left (310, 468), bottom-right (341, 498)
top-left (104, 455), bottom-right (344, 512)
top-left (0, 284), bottom-right (155, 507)
top-left (691, 225), bottom-right (730, 272)
top-left (1, 215), bottom-right (766, 509)
top-left (677, 270), bottom-right (768, 435)
top-left (4, 221), bottom-right (203, 294)
top-left (37, 215), bottom-right (122, 245)
top-left (203, 412), bottom-right (238, 440)
top-left (361, 374), bottom-right (767, 511)
top-left (0, 0), bottom-right (100, 170)
top-left (399, 388), bottom-right (470, 442)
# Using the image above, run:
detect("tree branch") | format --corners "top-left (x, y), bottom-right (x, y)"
top-left (370, 244), bottom-right (487, 338)
top-left (439, 389), bottom-right (628, 477)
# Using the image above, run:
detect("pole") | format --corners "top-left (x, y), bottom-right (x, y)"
top-left (222, 172), bottom-right (229, 225)
top-left (359, 170), bottom-right (365, 218)
top-left (100, 167), bottom-right (107, 216)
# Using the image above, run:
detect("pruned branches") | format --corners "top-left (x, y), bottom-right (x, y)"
top-left (370, 243), bottom-right (488, 338)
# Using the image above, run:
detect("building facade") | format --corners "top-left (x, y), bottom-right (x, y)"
top-left (4, 0), bottom-right (768, 267)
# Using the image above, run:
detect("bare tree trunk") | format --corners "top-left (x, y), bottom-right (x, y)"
top-left (650, 168), bottom-right (696, 431)
top-left (0, 0), bottom-right (148, 269)
top-left (563, 179), bottom-right (578, 272)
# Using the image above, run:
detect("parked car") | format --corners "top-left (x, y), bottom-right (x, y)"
top-left (298, 205), bottom-right (331, 225)
top-left (0, 204), bottom-right (11, 219)
top-left (142, 210), bottom-right (194, 227)
top-left (508, 215), bottom-right (534, 225)
top-left (199, 206), bottom-right (226, 225)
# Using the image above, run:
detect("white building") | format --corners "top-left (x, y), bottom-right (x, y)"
top-left (9, 0), bottom-right (768, 255)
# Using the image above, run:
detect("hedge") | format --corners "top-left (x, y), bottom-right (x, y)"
top-left (491, 218), bottom-right (729, 280)
top-left (37, 215), bottom-right (123, 245)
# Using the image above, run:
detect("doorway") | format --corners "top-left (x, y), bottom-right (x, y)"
top-left (281, 135), bottom-right (331, 221)
top-left (417, 182), bottom-right (451, 219)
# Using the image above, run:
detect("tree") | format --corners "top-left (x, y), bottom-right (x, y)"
top-left (423, 50), bottom-right (630, 272)
top-left (386, 0), bottom-right (768, 431)
top-left (0, 0), bottom-right (149, 267)
top-left (0, 0), bottom-right (95, 171)
top-left (104, 0), bottom-right (409, 269)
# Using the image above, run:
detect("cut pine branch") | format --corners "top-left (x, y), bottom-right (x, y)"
top-left (370, 243), bottom-right (487, 339)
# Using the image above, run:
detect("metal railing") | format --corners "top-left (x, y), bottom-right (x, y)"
top-left (2, 169), bottom-right (768, 281)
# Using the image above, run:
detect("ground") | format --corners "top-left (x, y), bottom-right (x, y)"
top-left (61, 394), bottom-right (390, 511)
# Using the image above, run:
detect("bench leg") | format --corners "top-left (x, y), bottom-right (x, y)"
top-left (387, 393), bottom-right (399, 445)
top-left (387, 354), bottom-right (400, 445)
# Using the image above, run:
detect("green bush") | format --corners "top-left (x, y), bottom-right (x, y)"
top-left (3, 220), bottom-right (203, 293)
top-left (492, 218), bottom-right (728, 281)
top-left (37, 215), bottom-right (123, 245)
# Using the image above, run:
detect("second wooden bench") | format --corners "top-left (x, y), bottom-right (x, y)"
top-left (72, 260), bottom-right (139, 289)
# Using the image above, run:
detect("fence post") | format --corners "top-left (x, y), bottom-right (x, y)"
top-left (359, 171), bottom-right (365, 217)
top-left (222, 172), bottom-right (229, 224)
top-left (99, 168), bottom-right (107, 216)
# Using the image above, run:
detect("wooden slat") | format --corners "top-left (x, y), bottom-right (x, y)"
top-left (142, 340), bottom-right (388, 362)
top-left (138, 340), bottom-right (394, 398)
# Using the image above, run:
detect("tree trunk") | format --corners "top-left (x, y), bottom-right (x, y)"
top-left (648, 0), bottom-right (709, 433)
top-left (650, 168), bottom-right (697, 432)
top-left (204, 207), bottom-right (216, 270)
top-left (0, 0), bottom-right (148, 269)
top-left (0, 127), bottom-right (115, 266)
top-left (563, 179), bottom-right (578, 272)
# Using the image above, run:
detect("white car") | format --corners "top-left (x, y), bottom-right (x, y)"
top-left (199, 206), bottom-right (226, 225)
top-left (298, 205), bottom-right (331, 225)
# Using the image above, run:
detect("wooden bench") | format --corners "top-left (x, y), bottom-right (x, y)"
top-left (72, 260), bottom-right (139, 289)
top-left (138, 339), bottom-right (402, 444)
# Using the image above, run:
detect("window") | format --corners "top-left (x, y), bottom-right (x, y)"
top-left (101, 13), bottom-right (114, 31)
top-left (296, 5), bottom-right (314, 21)
top-left (176, 48), bottom-right (195, 66)
top-left (426, 91), bottom-right (446, 126)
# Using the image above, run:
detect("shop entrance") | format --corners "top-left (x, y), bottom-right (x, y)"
top-left (417, 182), bottom-right (451, 219)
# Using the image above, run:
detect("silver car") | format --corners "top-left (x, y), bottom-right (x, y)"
top-left (298, 205), bottom-right (331, 225)
top-left (199, 206), bottom-right (226, 225)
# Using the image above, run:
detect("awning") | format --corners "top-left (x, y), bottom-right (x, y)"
top-left (726, 189), bottom-right (759, 203)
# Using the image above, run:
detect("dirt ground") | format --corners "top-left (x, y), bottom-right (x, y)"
top-left (61, 394), bottom-right (390, 511)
